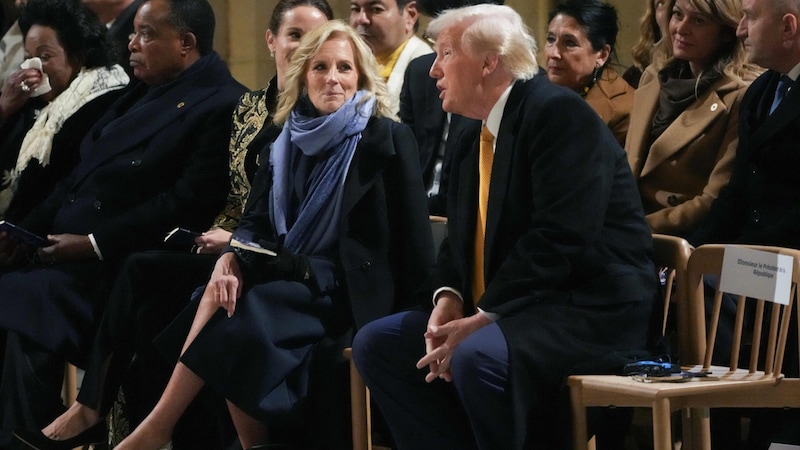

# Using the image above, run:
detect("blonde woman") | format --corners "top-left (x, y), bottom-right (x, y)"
top-left (113, 21), bottom-right (433, 450)
top-left (625, 0), bottom-right (761, 237)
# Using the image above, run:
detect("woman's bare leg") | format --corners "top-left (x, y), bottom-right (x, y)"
top-left (114, 292), bottom-right (222, 450)
top-left (40, 401), bottom-right (101, 440)
top-left (228, 401), bottom-right (267, 449)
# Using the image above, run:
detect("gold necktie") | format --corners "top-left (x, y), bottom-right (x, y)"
top-left (471, 125), bottom-right (494, 304)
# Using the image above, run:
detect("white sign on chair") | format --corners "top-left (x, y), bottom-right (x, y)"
top-left (719, 246), bottom-right (793, 305)
top-left (768, 444), bottom-right (800, 450)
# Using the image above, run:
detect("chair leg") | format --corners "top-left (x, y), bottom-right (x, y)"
top-left (651, 399), bottom-right (673, 450)
top-left (569, 382), bottom-right (590, 450)
top-left (63, 363), bottom-right (78, 406)
top-left (345, 349), bottom-right (371, 450)
top-left (680, 407), bottom-right (710, 450)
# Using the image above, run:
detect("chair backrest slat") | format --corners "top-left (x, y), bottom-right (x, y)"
top-left (704, 289), bottom-right (725, 369)
top-left (662, 269), bottom-right (677, 336)
top-left (733, 296), bottom-right (749, 370)
top-left (748, 300), bottom-right (765, 373)
top-left (774, 289), bottom-right (795, 376)
top-left (764, 302), bottom-right (782, 375)
top-left (651, 234), bottom-right (694, 360)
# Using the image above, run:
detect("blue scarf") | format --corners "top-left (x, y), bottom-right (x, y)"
top-left (270, 90), bottom-right (375, 254)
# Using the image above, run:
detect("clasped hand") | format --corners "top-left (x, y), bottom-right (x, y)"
top-left (416, 294), bottom-right (492, 383)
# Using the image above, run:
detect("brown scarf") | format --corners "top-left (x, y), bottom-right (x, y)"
top-left (650, 60), bottom-right (719, 144)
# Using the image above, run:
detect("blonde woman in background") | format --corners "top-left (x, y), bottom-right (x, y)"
top-left (623, 0), bottom-right (673, 87)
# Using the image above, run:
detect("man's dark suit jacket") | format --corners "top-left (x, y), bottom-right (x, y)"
top-left (0, 52), bottom-right (246, 365)
top-left (399, 53), bottom-right (481, 216)
top-left (429, 75), bottom-right (657, 447)
top-left (234, 116), bottom-right (435, 330)
top-left (691, 70), bottom-right (800, 249)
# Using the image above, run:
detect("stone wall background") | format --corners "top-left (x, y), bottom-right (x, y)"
top-left (0, 0), bottom-right (646, 91)
top-left (214, 0), bottom-right (647, 90)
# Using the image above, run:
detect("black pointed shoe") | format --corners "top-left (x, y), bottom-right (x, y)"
top-left (13, 421), bottom-right (107, 450)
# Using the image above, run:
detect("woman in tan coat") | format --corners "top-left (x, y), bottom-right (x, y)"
top-left (625, 0), bottom-right (760, 237)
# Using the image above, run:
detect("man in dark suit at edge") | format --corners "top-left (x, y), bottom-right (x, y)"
top-left (690, 0), bottom-right (800, 447)
top-left (0, 0), bottom-right (245, 444)
top-left (352, 4), bottom-right (657, 449)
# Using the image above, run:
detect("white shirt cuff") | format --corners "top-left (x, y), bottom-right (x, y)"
top-left (88, 233), bottom-right (104, 261)
top-left (432, 286), bottom-right (464, 307)
top-left (478, 308), bottom-right (500, 321)
top-left (432, 287), bottom-right (500, 321)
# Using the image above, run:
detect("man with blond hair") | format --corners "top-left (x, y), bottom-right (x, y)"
top-left (353, 4), bottom-right (657, 449)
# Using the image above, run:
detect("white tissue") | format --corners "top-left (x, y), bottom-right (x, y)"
top-left (20, 57), bottom-right (52, 97)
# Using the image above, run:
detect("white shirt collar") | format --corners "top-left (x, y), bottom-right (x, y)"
top-left (484, 83), bottom-right (514, 139)
top-left (785, 62), bottom-right (800, 81)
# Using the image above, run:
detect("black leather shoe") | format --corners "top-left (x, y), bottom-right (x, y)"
top-left (12, 421), bottom-right (107, 450)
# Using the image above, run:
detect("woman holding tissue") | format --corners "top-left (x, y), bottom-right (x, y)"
top-left (0, 0), bottom-right (128, 223)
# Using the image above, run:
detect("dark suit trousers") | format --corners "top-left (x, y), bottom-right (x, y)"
top-left (352, 310), bottom-right (513, 450)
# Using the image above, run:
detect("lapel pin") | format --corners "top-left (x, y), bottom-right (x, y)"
top-left (177, 102), bottom-right (185, 109)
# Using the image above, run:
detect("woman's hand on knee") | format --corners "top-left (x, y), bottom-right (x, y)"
top-left (207, 252), bottom-right (243, 316)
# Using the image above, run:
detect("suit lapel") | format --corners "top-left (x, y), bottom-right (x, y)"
top-left (341, 118), bottom-right (395, 217)
top-left (451, 136), bottom-right (479, 280)
top-left (483, 82), bottom-right (526, 277)
top-left (641, 82), bottom-right (728, 177)
top-left (746, 74), bottom-right (800, 151)
top-left (626, 74), bottom-right (660, 177)
top-left (641, 78), bottom-right (732, 177)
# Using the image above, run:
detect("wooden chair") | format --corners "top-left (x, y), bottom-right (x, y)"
top-left (344, 216), bottom-right (449, 450)
top-left (579, 234), bottom-right (695, 449)
top-left (569, 244), bottom-right (800, 450)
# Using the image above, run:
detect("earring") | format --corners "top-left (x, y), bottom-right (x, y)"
top-left (269, 50), bottom-right (274, 58)
top-left (592, 63), bottom-right (601, 84)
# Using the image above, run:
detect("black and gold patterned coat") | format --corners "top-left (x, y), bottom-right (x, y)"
top-left (211, 76), bottom-right (280, 231)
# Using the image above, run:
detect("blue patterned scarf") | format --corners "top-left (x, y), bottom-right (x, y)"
top-left (270, 90), bottom-right (375, 254)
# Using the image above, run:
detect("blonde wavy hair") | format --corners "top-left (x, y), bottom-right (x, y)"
top-left (273, 20), bottom-right (394, 124)
top-left (631, 0), bottom-right (674, 70)
top-left (653, 0), bottom-right (761, 84)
